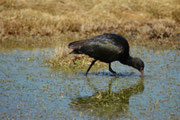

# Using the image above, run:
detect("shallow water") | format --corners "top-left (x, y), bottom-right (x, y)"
top-left (0, 47), bottom-right (179, 120)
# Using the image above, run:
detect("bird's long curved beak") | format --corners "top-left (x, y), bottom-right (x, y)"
top-left (140, 70), bottom-right (144, 77)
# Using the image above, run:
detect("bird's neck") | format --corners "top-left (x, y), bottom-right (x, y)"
top-left (120, 56), bottom-right (135, 67)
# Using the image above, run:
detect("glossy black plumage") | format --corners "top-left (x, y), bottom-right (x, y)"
top-left (68, 33), bottom-right (144, 76)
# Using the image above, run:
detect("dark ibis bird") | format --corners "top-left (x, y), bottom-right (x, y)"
top-left (68, 33), bottom-right (144, 76)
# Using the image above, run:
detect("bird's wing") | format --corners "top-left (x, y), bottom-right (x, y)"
top-left (92, 40), bottom-right (123, 53)
top-left (81, 39), bottom-right (124, 61)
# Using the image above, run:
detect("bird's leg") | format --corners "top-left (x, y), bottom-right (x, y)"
top-left (85, 59), bottom-right (97, 76)
top-left (109, 63), bottom-right (118, 76)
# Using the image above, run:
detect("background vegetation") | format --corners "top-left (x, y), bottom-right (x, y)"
top-left (0, 0), bottom-right (179, 71)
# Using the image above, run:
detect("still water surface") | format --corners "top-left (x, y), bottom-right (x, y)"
top-left (0, 47), bottom-right (179, 120)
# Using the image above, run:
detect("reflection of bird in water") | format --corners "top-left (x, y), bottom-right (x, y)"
top-left (70, 77), bottom-right (144, 119)
top-left (68, 33), bottom-right (144, 76)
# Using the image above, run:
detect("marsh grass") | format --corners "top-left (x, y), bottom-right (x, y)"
top-left (0, 0), bottom-right (179, 40)
top-left (0, 0), bottom-right (180, 71)
top-left (48, 44), bottom-right (106, 72)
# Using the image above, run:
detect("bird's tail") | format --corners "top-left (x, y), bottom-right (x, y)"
top-left (68, 40), bottom-right (85, 54)
top-left (68, 40), bottom-right (84, 50)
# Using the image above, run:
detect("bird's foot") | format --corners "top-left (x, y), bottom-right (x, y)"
top-left (85, 72), bottom-right (88, 76)
top-left (112, 72), bottom-right (118, 77)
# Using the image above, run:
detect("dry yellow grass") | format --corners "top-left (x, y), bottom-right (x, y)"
top-left (0, 0), bottom-right (179, 39)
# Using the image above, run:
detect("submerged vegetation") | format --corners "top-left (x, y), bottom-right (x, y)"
top-left (0, 0), bottom-right (180, 70)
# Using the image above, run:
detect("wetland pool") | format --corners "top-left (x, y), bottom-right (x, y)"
top-left (0, 47), bottom-right (179, 120)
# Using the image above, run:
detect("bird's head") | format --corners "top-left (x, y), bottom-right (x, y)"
top-left (132, 57), bottom-right (145, 77)
top-left (124, 57), bottom-right (145, 77)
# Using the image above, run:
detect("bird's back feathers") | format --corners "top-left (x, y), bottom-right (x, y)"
top-left (68, 33), bottom-right (130, 62)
